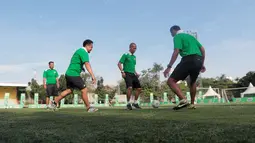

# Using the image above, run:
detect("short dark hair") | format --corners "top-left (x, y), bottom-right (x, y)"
top-left (83, 39), bottom-right (93, 47)
top-left (129, 43), bottom-right (136, 48)
top-left (170, 25), bottom-right (181, 32)
top-left (48, 61), bottom-right (54, 65)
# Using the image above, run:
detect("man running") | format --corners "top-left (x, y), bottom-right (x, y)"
top-left (118, 43), bottom-right (142, 110)
top-left (163, 25), bottom-right (206, 110)
top-left (43, 61), bottom-right (59, 109)
top-left (49, 39), bottom-right (98, 112)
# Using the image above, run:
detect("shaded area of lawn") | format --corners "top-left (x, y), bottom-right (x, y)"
top-left (1, 105), bottom-right (255, 143)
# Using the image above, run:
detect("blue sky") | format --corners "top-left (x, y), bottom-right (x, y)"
top-left (0, 0), bottom-right (255, 85)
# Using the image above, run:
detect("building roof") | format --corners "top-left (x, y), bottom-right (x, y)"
top-left (0, 83), bottom-right (28, 87)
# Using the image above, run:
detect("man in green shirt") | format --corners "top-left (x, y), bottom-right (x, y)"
top-left (163, 25), bottom-right (206, 110)
top-left (49, 39), bottom-right (98, 112)
top-left (118, 43), bottom-right (142, 110)
top-left (43, 61), bottom-right (59, 109)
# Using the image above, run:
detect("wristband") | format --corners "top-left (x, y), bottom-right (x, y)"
top-left (167, 64), bottom-right (172, 68)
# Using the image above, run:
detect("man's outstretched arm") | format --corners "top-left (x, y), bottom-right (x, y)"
top-left (84, 62), bottom-right (96, 83)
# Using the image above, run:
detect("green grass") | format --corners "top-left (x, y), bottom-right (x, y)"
top-left (1, 105), bottom-right (255, 143)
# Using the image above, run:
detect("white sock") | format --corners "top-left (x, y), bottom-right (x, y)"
top-left (127, 101), bottom-right (131, 104)
top-left (134, 100), bottom-right (137, 104)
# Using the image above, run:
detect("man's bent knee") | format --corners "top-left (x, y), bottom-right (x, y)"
top-left (167, 78), bottom-right (178, 85)
top-left (81, 88), bottom-right (88, 93)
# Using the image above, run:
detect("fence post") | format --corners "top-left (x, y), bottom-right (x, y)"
top-left (61, 98), bottom-right (65, 107)
top-left (105, 94), bottom-right (109, 106)
top-left (175, 95), bottom-right (179, 103)
top-left (163, 92), bottom-right (168, 104)
top-left (20, 93), bottom-right (26, 108)
top-left (115, 93), bottom-right (119, 106)
top-left (34, 93), bottom-right (39, 108)
top-left (150, 93), bottom-right (154, 104)
top-left (74, 94), bottom-right (78, 107)
top-left (4, 93), bottom-right (10, 109)
top-left (186, 92), bottom-right (191, 101)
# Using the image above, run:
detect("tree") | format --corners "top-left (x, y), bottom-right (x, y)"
top-left (237, 71), bottom-right (255, 87)
top-left (29, 78), bottom-right (46, 103)
top-left (151, 63), bottom-right (164, 89)
top-left (95, 77), bottom-right (116, 102)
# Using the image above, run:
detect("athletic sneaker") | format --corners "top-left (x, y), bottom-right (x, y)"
top-left (127, 103), bottom-right (132, 110)
top-left (48, 101), bottom-right (57, 111)
top-left (87, 107), bottom-right (98, 113)
top-left (173, 99), bottom-right (189, 110)
top-left (187, 104), bottom-right (196, 109)
top-left (132, 103), bottom-right (141, 109)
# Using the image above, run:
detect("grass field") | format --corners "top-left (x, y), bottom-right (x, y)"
top-left (1, 105), bottom-right (255, 143)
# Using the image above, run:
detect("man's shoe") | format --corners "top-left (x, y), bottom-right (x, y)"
top-left (173, 99), bottom-right (189, 110)
top-left (87, 107), bottom-right (98, 113)
top-left (132, 103), bottom-right (142, 109)
top-left (127, 103), bottom-right (132, 110)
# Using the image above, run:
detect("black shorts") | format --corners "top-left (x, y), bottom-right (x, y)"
top-left (170, 54), bottom-right (203, 84)
top-left (46, 84), bottom-right (58, 97)
top-left (124, 72), bottom-right (141, 89)
top-left (65, 75), bottom-right (86, 90)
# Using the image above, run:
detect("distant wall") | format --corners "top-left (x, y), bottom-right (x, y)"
top-left (0, 86), bottom-right (18, 104)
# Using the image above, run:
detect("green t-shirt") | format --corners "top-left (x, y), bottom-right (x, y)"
top-left (43, 69), bottom-right (59, 84)
top-left (66, 48), bottom-right (89, 76)
top-left (119, 52), bottom-right (136, 73)
top-left (173, 33), bottom-right (203, 57)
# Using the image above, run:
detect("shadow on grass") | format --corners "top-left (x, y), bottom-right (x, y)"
top-left (0, 108), bottom-right (255, 143)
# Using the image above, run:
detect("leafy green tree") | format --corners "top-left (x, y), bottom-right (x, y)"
top-left (95, 77), bottom-right (116, 102)
top-left (237, 71), bottom-right (255, 87)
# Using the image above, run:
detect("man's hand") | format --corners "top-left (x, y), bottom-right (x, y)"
top-left (57, 83), bottom-right (60, 88)
top-left (201, 66), bottom-right (206, 73)
top-left (136, 73), bottom-right (140, 78)
top-left (44, 84), bottom-right (47, 89)
top-left (92, 77), bottom-right (96, 85)
top-left (121, 72), bottom-right (126, 78)
top-left (163, 67), bottom-right (171, 78)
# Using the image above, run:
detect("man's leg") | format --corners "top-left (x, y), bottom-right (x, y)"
top-left (168, 62), bottom-right (190, 109)
top-left (188, 68), bottom-right (201, 109)
top-left (132, 75), bottom-right (142, 109)
top-left (132, 88), bottom-right (142, 109)
top-left (46, 97), bottom-right (50, 106)
top-left (168, 78), bottom-right (186, 100)
top-left (124, 73), bottom-right (133, 110)
top-left (80, 88), bottom-right (98, 112)
top-left (134, 88), bottom-right (142, 101)
top-left (126, 87), bottom-right (133, 110)
top-left (190, 82), bottom-right (197, 105)
top-left (80, 88), bottom-right (90, 109)
top-left (49, 89), bottom-right (72, 110)
top-left (45, 85), bottom-right (52, 109)
top-left (54, 89), bottom-right (72, 104)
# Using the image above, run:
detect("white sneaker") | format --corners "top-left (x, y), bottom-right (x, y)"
top-left (48, 101), bottom-right (57, 111)
top-left (177, 99), bottom-right (189, 107)
top-left (87, 107), bottom-right (98, 113)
